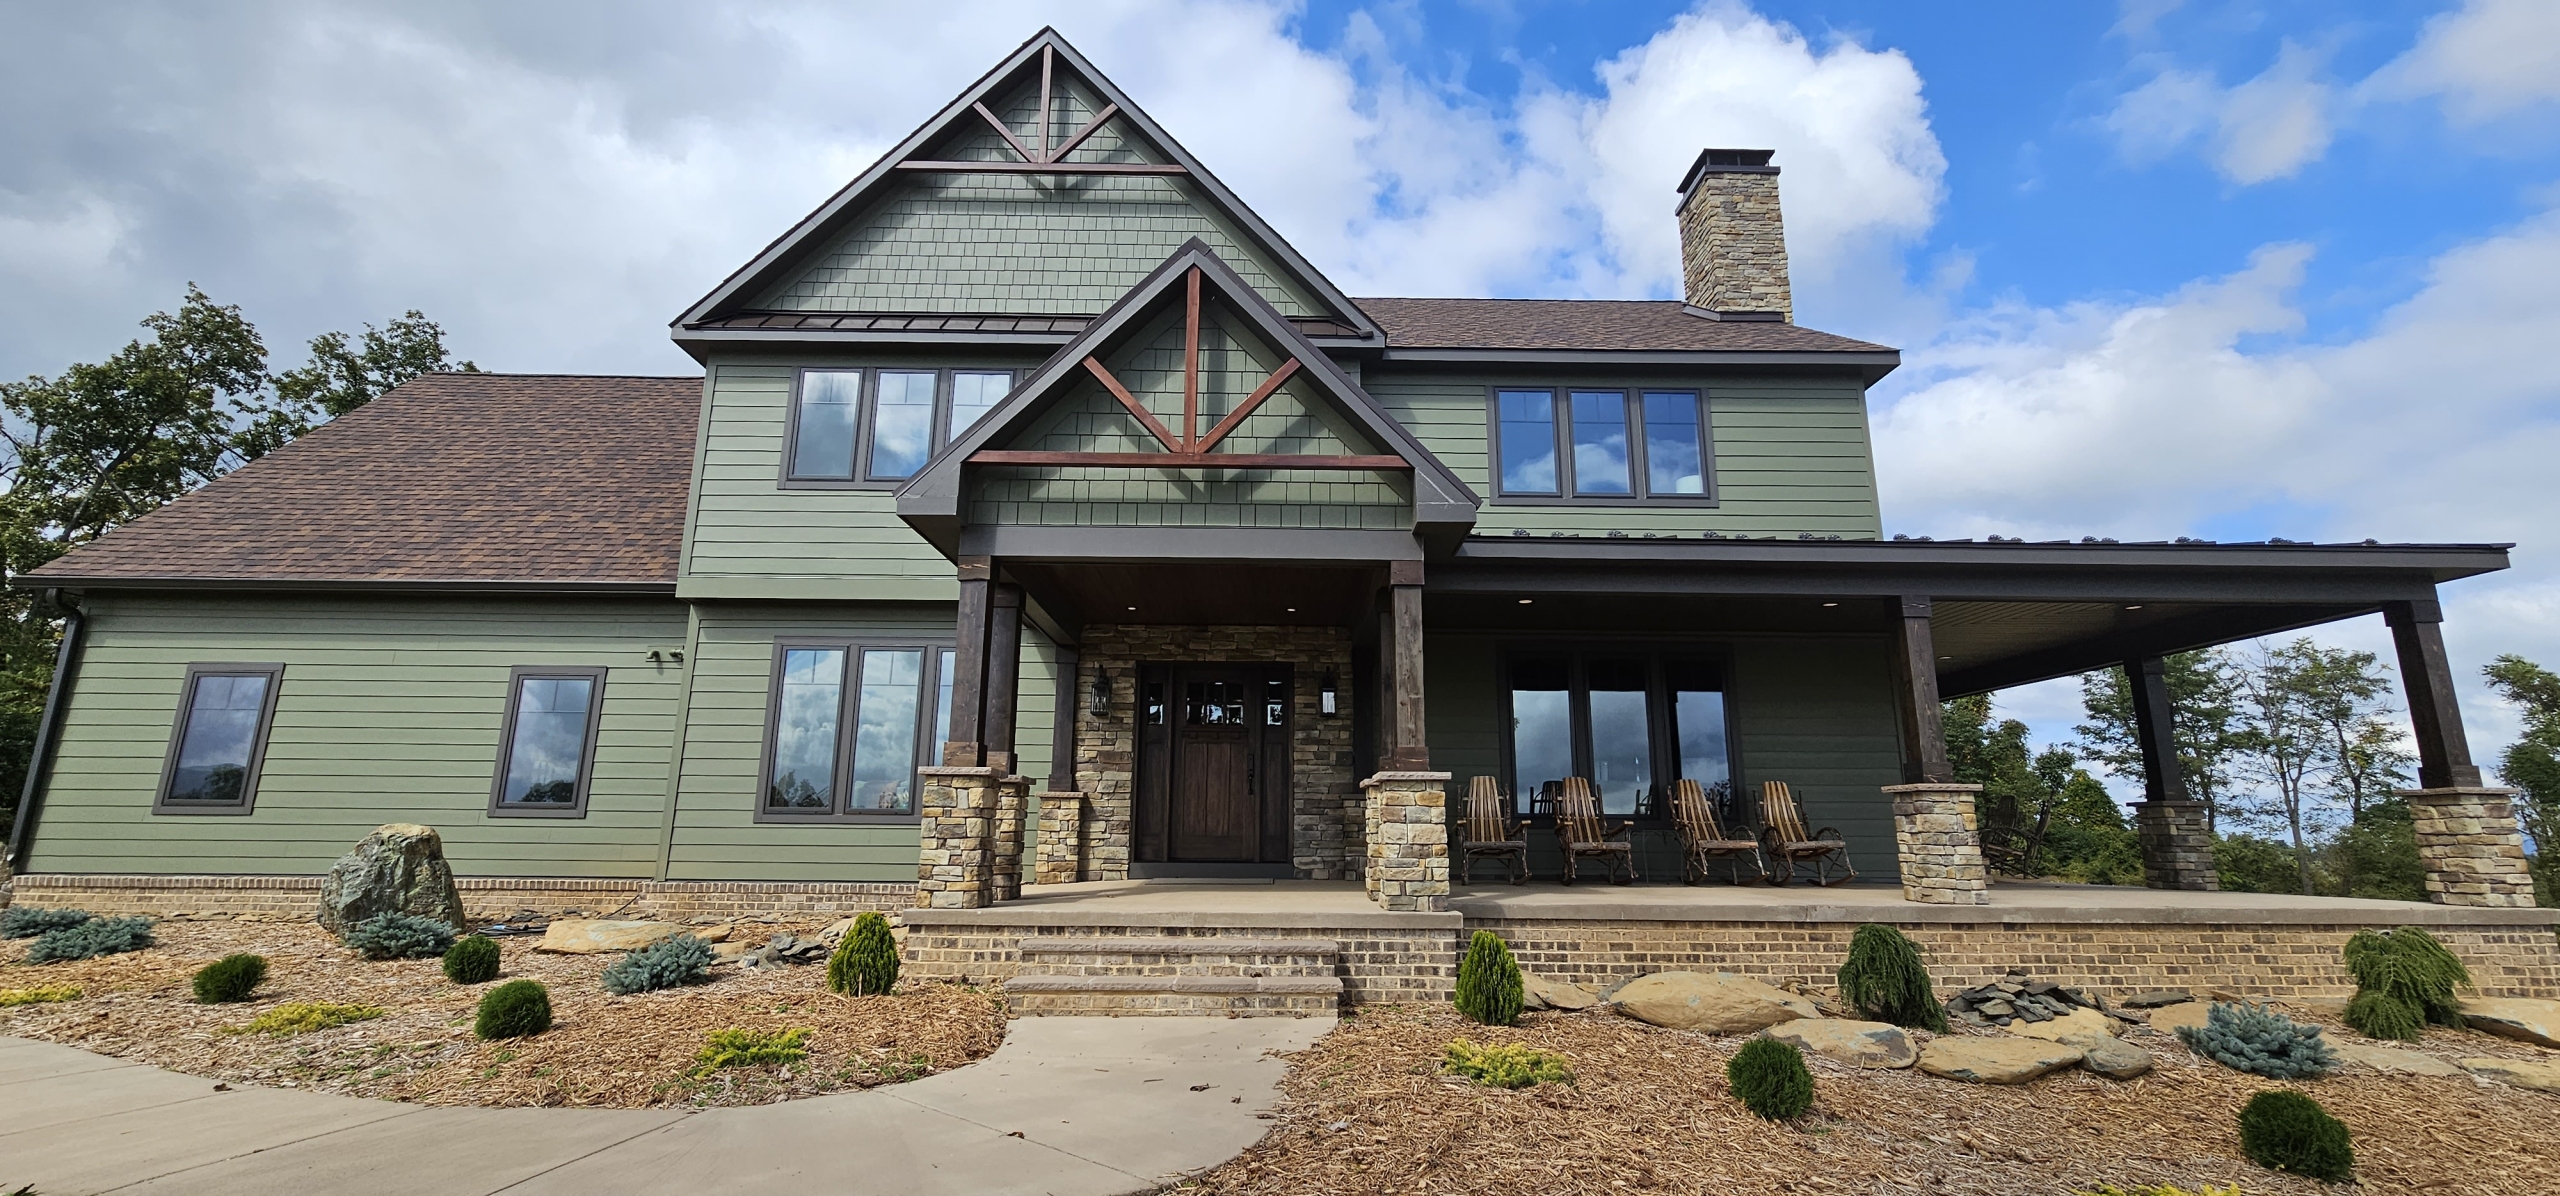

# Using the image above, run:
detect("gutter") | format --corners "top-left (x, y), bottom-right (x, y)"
top-left (6, 591), bottom-right (87, 873)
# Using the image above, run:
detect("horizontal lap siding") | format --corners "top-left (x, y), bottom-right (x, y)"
top-left (30, 595), bottom-right (689, 878)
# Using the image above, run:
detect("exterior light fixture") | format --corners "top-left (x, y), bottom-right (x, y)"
top-left (1320, 670), bottom-right (1339, 717)
top-left (2124, 604), bottom-right (2144, 611)
top-left (1125, 605), bottom-right (1137, 611)
top-left (1286, 607), bottom-right (1297, 613)
top-left (1821, 602), bottom-right (1839, 608)
top-left (1517, 598), bottom-right (1533, 605)
top-left (1087, 667), bottom-right (1111, 717)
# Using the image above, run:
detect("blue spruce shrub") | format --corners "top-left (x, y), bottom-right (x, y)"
top-left (0, 906), bottom-right (93, 939)
top-left (346, 913), bottom-right (456, 961)
top-left (2176, 1001), bottom-right (2338, 1079)
top-left (601, 933), bottom-right (714, 995)
top-left (26, 916), bottom-right (155, 963)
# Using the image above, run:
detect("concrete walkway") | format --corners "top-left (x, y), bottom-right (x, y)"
top-left (0, 1016), bottom-right (1331, 1195)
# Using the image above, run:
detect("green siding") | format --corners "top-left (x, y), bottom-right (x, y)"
top-left (30, 594), bottom-right (690, 878)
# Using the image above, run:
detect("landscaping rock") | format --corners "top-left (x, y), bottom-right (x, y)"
top-left (2148, 1000), bottom-right (2214, 1039)
top-left (1612, 971), bottom-right (1819, 1034)
top-left (2331, 1041), bottom-right (2467, 1078)
top-left (2120, 990), bottom-right (2192, 1009)
top-left (2007, 1007), bottom-right (2116, 1043)
top-left (535, 919), bottom-right (690, 954)
top-left (2459, 997), bottom-right (2560, 1049)
top-left (1916, 1038), bottom-right (2086, 1084)
top-left (2463, 1056), bottom-right (2560, 1092)
top-left (1522, 973), bottom-right (1599, 1012)
top-left (2071, 1036), bottom-right (2155, 1080)
top-left (316, 823), bottom-right (465, 937)
top-left (1764, 1018), bottom-right (1916, 1069)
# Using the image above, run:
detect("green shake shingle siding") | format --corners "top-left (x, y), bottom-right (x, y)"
top-left (31, 594), bottom-right (688, 877)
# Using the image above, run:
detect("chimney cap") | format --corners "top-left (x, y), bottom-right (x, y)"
top-left (1676, 148), bottom-right (1778, 193)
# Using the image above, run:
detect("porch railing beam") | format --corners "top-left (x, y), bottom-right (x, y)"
top-left (2386, 595), bottom-right (2484, 789)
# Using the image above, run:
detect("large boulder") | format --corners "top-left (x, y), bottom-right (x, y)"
top-left (1522, 973), bottom-right (1600, 1012)
top-left (536, 919), bottom-right (691, 954)
top-left (2460, 997), bottom-right (2560, 1049)
top-left (2464, 1056), bottom-right (2560, 1092)
top-left (2072, 1036), bottom-right (2155, 1080)
top-left (1917, 1038), bottom-right (2085, 1084)
top-left (1764, 1018), bottom-right (1916, 1069)
top-left (1613, 971), bottom-right (1819, 1034)
top-left (316, 823), bottom-right (465, 937)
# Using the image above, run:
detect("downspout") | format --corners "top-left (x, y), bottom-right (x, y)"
top-left (6, 590), bottom-right (88, 873)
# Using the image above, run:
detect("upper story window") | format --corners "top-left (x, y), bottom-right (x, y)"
top-left (1490, 387), bottom-right (1713, 504)
top-left (155, 663), bottom-right (286, 815)
top-left (785, 367), bottom-right (1018, 486)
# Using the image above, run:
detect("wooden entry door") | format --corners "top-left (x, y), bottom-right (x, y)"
top-left (1135, 663), bottom-right (1292, 868)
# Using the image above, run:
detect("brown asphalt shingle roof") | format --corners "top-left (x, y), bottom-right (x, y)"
top-left (28, 373), bottom-right (701, 588)
top-left (1351, 298), bottom-right (1892, 353)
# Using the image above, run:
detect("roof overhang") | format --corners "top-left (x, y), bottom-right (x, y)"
top-left (20, 576), bottom-right (680, 598)
top-left (1372, 347), bottom-right (1900, 381)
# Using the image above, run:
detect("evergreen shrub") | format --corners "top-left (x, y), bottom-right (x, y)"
top-left (1727, 1037), bottom-right (1816, 1121)
top-left (1452, 930), bottom-right (1525, 1026)
top-left (1441, 1039), bottom-right (1572, 1088)
top-left (346, 913), bottom-right (456, 960)
top-left (1836, 923), bottom-right (1947, 1032)
top-left (191, 953), bottom-right (268, 1004)
top-left (827, 912), bottom-right (899, 996)
top-left (2176, 1002), bottom-right (2338, 1079)
top-left (2237, 1090), bottom-right (2353, 1182)
top-left (242, 1001), bottom-right (383, 1035)
top-left (0, 906), bottom-right (93, 939)
top-left (691, 1027), bottom-right (810, 1078)
top-left (0, 985), bottom-right (83, 1007)
top-left (2341, 927), bottom-right (2469, 1041)
top-left (26, 916), bottom-right (155, 963)
top-left (601, 933), bottom-right (713, 995)
top-left (475, 979), bottom-right (552, 1039)
top-left (443, 934), bottom-right (502, 985)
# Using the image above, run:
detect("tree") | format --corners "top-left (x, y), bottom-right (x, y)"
top-left (2229, 641), bottom-right (2337, 895)
top-left (275, 310), bottom-right (476, 418)
top-left (2075, 648), bottom-right (2250, 830)
top-left (1944, 692), bottom-right (2139, 882)
top-left (2483, 654), bottom-right (2560, 907)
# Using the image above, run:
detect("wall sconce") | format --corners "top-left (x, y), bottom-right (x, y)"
top-left (1319, 670), bottom-right (1339, 717)
top-left (1087, 666), bottom-right (1111, 717)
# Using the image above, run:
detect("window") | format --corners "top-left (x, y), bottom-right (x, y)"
top-left (156, 663), bottom-right (285, 814)
top-left (783, 367), bottom-right (1021, 486)
top-left (759, 640), bottom-right (953, 821)
top-left (490, 667), bottom-right (609, 818)
top-left (1487, 387), bottom-right (1712, 503)
top-left (1501, 651), bottom-right (1733, 820)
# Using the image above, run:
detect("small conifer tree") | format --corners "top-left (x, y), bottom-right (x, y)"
top-left (1727, 1038), bottom-right (1815, 1121)
top-left (1452, 930), bottom-right (1525, 1026)
top-left (2238, 1090), bottom-right (2353, 1182)
top-left (2341, 927), bottom-right (2470, 1041)
top-left (828, 912), bottom-right (900, 996)
top-left (1836, 923), bottom-right (1947, 1032)
top-left (191, 953), bottom-right (267, 1004)
top-left (475, 979), bottom-right (552, 1039)
top-left (443, 934), bottom-right (501, 985)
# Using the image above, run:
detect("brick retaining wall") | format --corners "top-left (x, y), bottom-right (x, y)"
top-left (7, 875), bottom-right (916, 922)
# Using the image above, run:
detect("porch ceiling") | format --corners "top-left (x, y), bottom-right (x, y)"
top-left (1007, 560), bottom-right (1379, 630)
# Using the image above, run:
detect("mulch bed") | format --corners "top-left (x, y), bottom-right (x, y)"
top-left (1173, 1003), bottom-right (2560, 1196)
top-left (0, 918), bottom-right (1006, 1108)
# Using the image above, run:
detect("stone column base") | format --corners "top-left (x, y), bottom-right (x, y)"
top-left (915, 767), bottom-right (1003, 909)
top-left (2404, 786), bottom-right (2537, 908)
top-left (1034, 791), bottom-right (1087, 886)
top-left (990, 776), bottom-right (1029, 903)
top-left (1884, 782), bottom-right (1989, 905)
top-left (2133, 799), bottom-right (2220, 891)
top-left (1361, 771), bottom-right (1452, 913)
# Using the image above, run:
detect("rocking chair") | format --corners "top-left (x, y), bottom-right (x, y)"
top-left (1757, 780), bottom-right (1856, 886)
top-left (1672, 778), bottom-right (1766, 885)
top-left (1460, 776), bottom-right (1530, 885)
top-left (1553, 777), bottom-right (1636, 885)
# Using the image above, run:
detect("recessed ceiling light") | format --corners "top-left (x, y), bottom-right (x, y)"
top-left (1938, 655), bottom-right (1953, 661)
top-left (1822, 602), bottom-right (1839, 608)
top-left (1285, 607), bottom-right (1297, 612)
top-left (2124, 604), bottom-right (2144, 610)
top-left (1518, 598), bottom-right (1533, 605)
top-left (1126, 606), bottom-right (1137, 612)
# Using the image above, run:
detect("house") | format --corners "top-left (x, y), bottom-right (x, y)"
top-left (9, 30), bottom-right (2552, 1005)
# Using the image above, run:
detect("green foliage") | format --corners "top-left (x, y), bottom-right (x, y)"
top-left (2215, 833), bottom-right (2310, 894)
top-left (2176, 1001), bottom-right (2338, 1078)
top-left (1452, 930), bottom-right (1525, 1027)
top-left (0, 906), bottom-right (91, 938)
top-left (274, 310), bottom-right (477, 419)
top-left (1726, 1037), bottom-right (1815, 1121)
top-left (25, 915), bottom-right (154, 962)
top-left (0, 984), bottom-right (82, 1006)
top-left (2341, 927), bottom-right (2470, 1040)
top-left (345, 913), bottom-right (455, 960)
top-left (242, 1001), bottom-right (382, 1035)
top-left (1835, 923), bottom-right (1947, 1032)
top-left (475, 980), bottom-right (552, 1039)
top-left (1441, 1039), bottom-right (1572, 1089)
top-left (442, 934), bottom-right (501, 985)
top-left (601, 933), bottom-right (713, 995)
top-left (2237, 1090), bottom-right (2354, 1183)
top-left (827, 912), bottom-right (899, 997)
top-left (690, 1027), bottom-right (810, 1078)
top-left (1945, 694), bottom-right (2140, 881)
top-left (190, 953), bottom-right (267, 1004)
top-left (2485, 654), bottom-right (2560, 910)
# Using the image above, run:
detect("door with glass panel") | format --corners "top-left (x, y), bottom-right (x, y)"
top-left (1132, 663), bottom-right (1292, 869)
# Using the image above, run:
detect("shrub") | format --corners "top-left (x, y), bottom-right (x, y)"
top-left (1452, 930), bottom-right (1525, 1026)
top-left (345, 913), bottom-right (456, 960)
top-left (1727, 1037), bottom-right (1816, 1121)
top-left (476, 979), bottom-right (552, 1039)
top-left (0, 906), bottom-right (93, 939)
top-left (1836, 923), bottom-right (1947, 1032)
top-left (2238, 1090), bottom-right (2354, 1183)
top-left (2176, 1001), bottom-right (2339, 1079)
top-left (242, 1001), bottom-right (383, 1035)
top-left (601, 933), bottom-right (714, 995)
top-left (443, 934), bottom-right (502, 985)
top-left (828, 912), bottom-right (900, 997)
top-left (26, 916), bottom-right (155, 963)
top-left (191, 953), bottom-right (268, 1004)
top-left (691, 1027), bottom-right (811, 1078)
top-left (1441, 1038), bottom-right (1572, 1089)
top-left (2341, 927), bottom-right (2470, 1041)
top-left (0, 985), bottom-right (84, 1007)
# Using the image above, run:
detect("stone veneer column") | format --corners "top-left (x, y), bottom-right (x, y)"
top-left (914, 766), bottom-right (1002, 909)
top-left (2404, 787), bottom-right (2538, 907)
top-left (989, 775), bottom-right (1029, 903)
top-left (1361, 771), bottom-right (1451, 912)
top-left (1884, 782), bottom-right (1988, 905)
top-left (2133, 800), bottom-right (2220, 891)
top-left (1033, 791), bottom-right (1086, 886)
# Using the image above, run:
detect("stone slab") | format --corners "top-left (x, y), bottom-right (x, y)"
top-left (1917, 1037), bottom-right (2086, 1084)
top-left (534, 918), bottom-right (692, 954)
top-left (2460, 997), bottom-right (2560, 1048)
top-left (2006, 1007), bottom-right (2117, 1043)
top-left (1613, 971), bottom-right (1818, 1034)
top-left (2463, 1056), bottom-right (2560, 1092)
top-left (1522, 972), bottom-right (1599, 1012)
top-left (2331, 1041), bottom-right (2469, 1078)
top-left (1763, 1018), bottom-right (1916, 1069)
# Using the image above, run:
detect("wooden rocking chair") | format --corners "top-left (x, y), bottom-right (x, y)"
top-left (1672, 778), bottom-right (1766, 885)
top-left (1553, 777), bottom-right (1636, 885)
top-left (1757, 781), bottom-right (1856, 886)
top-left (1460, 776), bottom-right (1529, 885)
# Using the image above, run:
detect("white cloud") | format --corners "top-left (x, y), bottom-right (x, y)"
top-left (2103, 41), bottom-right (2333, 184)
top-left (2369, 0), bottom-right (2560, 122)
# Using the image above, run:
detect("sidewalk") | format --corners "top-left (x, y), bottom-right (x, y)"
top-left (0, 1016), bottom-right (1330, 1195)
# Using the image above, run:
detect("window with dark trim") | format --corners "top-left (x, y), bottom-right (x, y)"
top-left (1500, 649), bottom-right (1733, 821)
top-left (489, 667), bottom-right (609, 818)
top-left (759, 640), bottom-right (955, 821)
top-left (155, 663), bottom-right (285, 815)
top-left (1488, 387), bottom-right (1713, 504)
top-left (783, 367), bottom-right (1019, 486)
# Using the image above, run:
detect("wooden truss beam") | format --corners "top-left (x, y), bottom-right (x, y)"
top-left (894, 160), bottom-right (1186, 176)
top-left (938, 44), bottom-right (1146, 175)
top-left (1081, 357), bottom-right (1184, 453)
top-left (968, 450), bottom-right (1410, 471)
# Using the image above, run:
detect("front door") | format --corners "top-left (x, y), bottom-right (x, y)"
top-left (1135, 663), bottom-right (1292, 871)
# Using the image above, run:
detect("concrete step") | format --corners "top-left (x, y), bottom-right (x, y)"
top-left (1015, 936), bottom-right (1340, 977)
top-left (1003, 972), bottom-right (1343, 1017)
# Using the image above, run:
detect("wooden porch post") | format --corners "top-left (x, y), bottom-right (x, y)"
top-left (2386, 595), bottom-right (2535, 906)
top-left (1890, 596), bottom-right (1951, 784)
top-left (942, 556), bottom-right (993, 767)
top-left (2127, 655), bottom-right (2218, 890)
top-left (1883, 595), bottom-right (1987, 903)
top-left (1383, 560), bottom-right (1428, 771)
top-left (984, 583), bottom-right (1024, 775)
top-left (1033, 645), bottom-right (1087, 887)
top-left (2386, 597), bottom-right (2482, 790)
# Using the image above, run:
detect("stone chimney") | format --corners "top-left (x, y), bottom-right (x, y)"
top-left (1674, 148), bottom-right (1791, 323)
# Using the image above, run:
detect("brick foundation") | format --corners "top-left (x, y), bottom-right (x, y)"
top-left (901, 918), bottom-right (1460, 1005)
top-left (2134, 799), bottom-right (2220, 891)
top-left (1886, 782), bottom-right (1987, 904)
top-left (4, 874), bottom-right (914, 922)
top-left (1363, 771), bottom-right (1451, 912)
top-left (2406, 786), bottom-right (2538, 907)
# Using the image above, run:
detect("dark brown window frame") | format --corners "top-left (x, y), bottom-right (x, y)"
top-left (779, 366), bottom-right (1020, 491)
top-left (753, 637), bottom-right (956, 826)
top-left (152, 662), bottom-right (287, 817)
top-left (1483, 385), bottom-right (1719, 507)
top-left (487, 666), bottom-right (611, 820)
top-left (1494, 641), bottom-right (1740, 826)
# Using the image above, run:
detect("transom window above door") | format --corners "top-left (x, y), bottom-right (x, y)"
top-left (1490, 387), bottom-right (1713, 504)
top-left (785, 367), bottom-right (1018, 486)
top-left (1503, 651), bottom-right (1732, 820)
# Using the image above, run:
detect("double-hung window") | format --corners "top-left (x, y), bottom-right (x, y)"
top-left (1490, 387), bottom-right (1712, 503)
top-left (490, 667), bottom-right (609, 818)
top-left (784, 368), bottom-right (1018, 486)
top-left (760, 641), bottom-right (956, 821)
top-left (1502, 650), bottom-right (1733, 821)
top-left (155, 663), bottom-right (286, 814)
